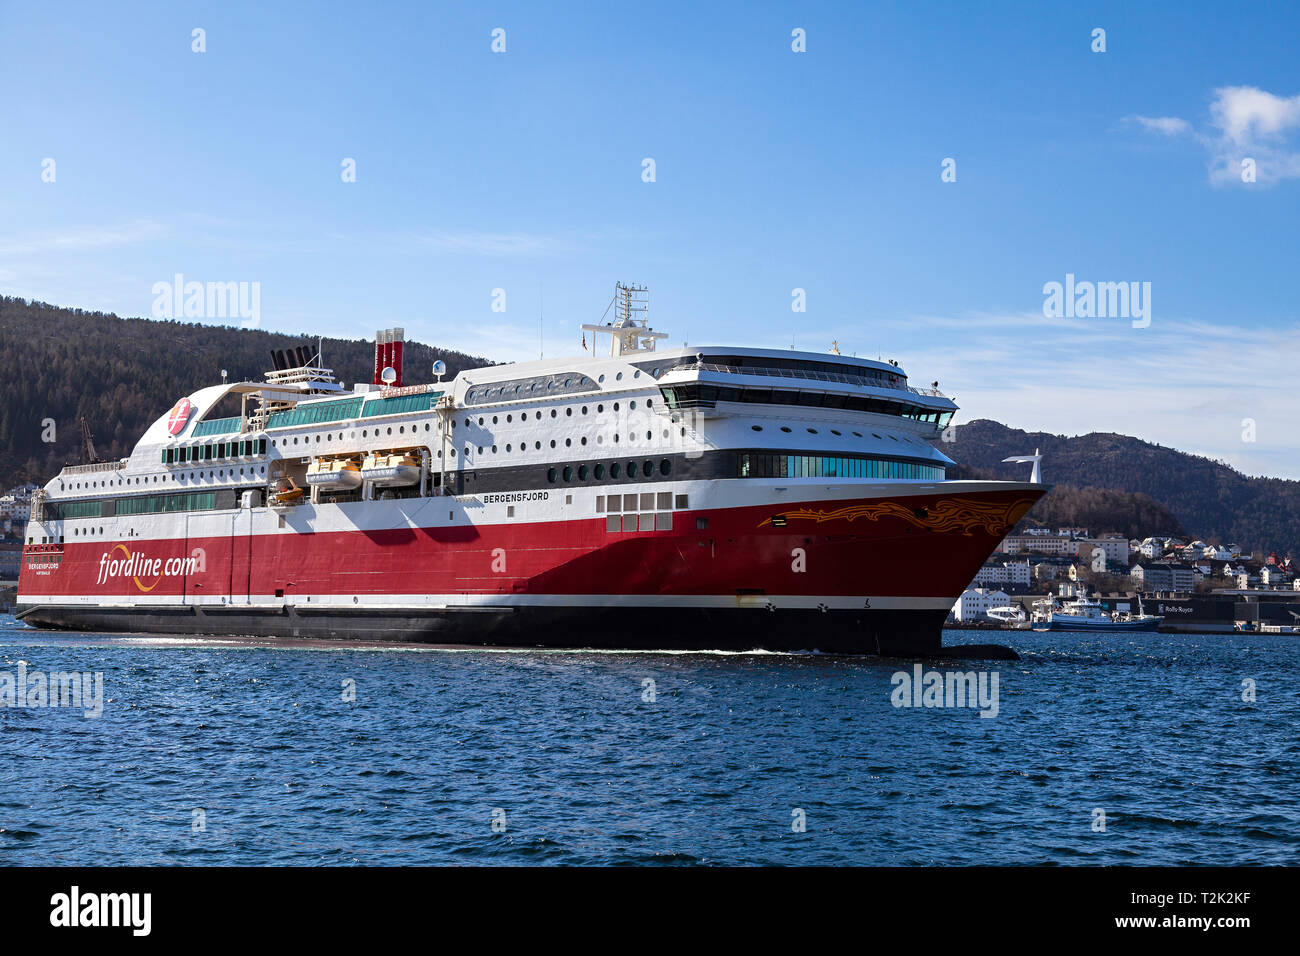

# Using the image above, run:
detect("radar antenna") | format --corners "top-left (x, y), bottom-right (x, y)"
top-left (582, 282), bottom-right (667, 357)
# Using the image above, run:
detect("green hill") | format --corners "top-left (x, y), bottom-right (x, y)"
top-left (0, 296), bottom-right (489, 486)
top-left (944, 419), bottom-right (1297, 557)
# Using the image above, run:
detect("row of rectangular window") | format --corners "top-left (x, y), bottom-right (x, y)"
top-left (739, 454), bottom-right (944, 481)
top-left (660, 383), bottom-right (953, 426)
top-left (606, 513), bottom-right (673, 533)
top-left (596, 492), bottom-right (684, 513)
top-left (164, 438), bottom-right (267, 464)
top-left (265, 397), bottom-right (365, 430)
top-left (116, 492), bottom-right (218, 515)
top-left (45, 499), bottom-right (103, 519)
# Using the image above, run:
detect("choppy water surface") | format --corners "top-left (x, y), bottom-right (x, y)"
top-left (0, 615), bottom-right (1295, 865)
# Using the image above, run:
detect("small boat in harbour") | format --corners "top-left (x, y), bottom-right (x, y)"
top-left (986, 605), bottom-right (1031, 629)
top-left (1045, 590), bottom-right (1163, 632)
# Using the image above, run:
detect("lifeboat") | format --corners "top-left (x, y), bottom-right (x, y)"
top-left (268, 476), bottom-right (305, 506)
top-left (360, 450), bottom-right (421, 487)
top-left (306, 455), bottom-right (362, 491)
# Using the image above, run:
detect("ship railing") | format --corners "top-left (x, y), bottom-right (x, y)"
top-left (58, 460), bottom-right (127, 476)
top-left (668, 361), bottom-right (948, 399)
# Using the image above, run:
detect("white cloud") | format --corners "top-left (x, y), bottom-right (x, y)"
top-left (1209, 86), bottom-right (1300, 144)
top-left (0, 220), bottom-right (168, 257)
top-left (1132, 115), bottom-right (1191, 136)
top-left (1128, 86), bottom-right (1300, 187)
top-left (414, 232), bottom-right (577, 257)
top-left (910, 311), bottom-right (1300, 478)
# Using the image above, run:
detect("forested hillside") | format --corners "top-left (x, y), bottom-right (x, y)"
top-left (945, 420), bottom-right (1297, 556)
top-left (0, 297), bottom-right (489, 486)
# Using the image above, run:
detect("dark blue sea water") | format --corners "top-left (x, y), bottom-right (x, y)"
top-left (1, 614), bottom-right (1295, 865)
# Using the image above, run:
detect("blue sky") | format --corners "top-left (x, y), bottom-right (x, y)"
top-left (2, 1), bottom-right (1298, 476)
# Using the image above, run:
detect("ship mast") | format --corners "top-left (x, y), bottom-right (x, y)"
top-left (581, 282), bottom-right (667, 357)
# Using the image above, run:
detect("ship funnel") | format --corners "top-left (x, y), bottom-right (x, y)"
top-left (373, 328), bottom-right (405, 388)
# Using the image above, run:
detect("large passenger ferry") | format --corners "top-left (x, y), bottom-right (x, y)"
top-left (16, 285), bottom-right (1045, 655)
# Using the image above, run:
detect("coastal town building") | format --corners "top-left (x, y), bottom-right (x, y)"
top-left (972, 560), bottom-right (1031, 589)
top-left (1130, 562), bottom-right (1197, 592)
top-left (951, 588), bottom-right (1012, 623)
top-left (1074, 535), bottom-right (1131, 569)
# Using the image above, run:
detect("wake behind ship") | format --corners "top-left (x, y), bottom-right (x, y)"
top-left (16, 285), bottom-right (1045, 655)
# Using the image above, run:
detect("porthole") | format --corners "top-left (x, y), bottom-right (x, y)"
top-left (628, 460), bottom-right (639, 477)
top-left (598, 374), bottom-right (605, 383)
top-left (580, 437), bottom-right (587, 445)
top-left (551, 409), bottom-right (557, 418)
top-left (566, 408), bottom-right (572, 417)
top-left (581, 406), bottom-right (588, 415)
top-left (781, 426), bottom-right (792, 433)
top-left (563, 466), bottom-right (573, 482)
top-left (597, 404), bottom-right (604, 413)
top-left (492, 416), bottom-right (498, 424)
top-left (478, 417), bottom-right (484, 425)
top-left (536, 412), bottom-right (542, 420)
top-left (535, 441), bottom-right (541, 450)
top-left (550, 440), bottom-right (556, 448)
top-left (547, 468), bottom-right (558, 483)
top-left (630, 400), bottom-right (637, 410)
top-left (578, 465), bottom-right (589, 480)
top-left (507, 414), bottom-right (513, 423)
top-left (464, 419), bottom-right (470, 427)
top-left (610, 462), bottom-right (622, 479)
top-left (852, 431), bottom-right (863, 438)
top-left (616, 372), bottom-right (623, 381)
top-left (614, 402), bottom-right (620, 411)
top-left (751, 425), bottom-right (763, 432)
top-left (646, 431), bottom-right (652, 440)
top-left (387, 427), bottom-right (393, 435)
top-left (506, 444), bottom-right (512, 452)
top-left (565, 438), bottom-right (572, 447)
top-left (659, 458), bottom-right (671, 476)
top-left (594, 464), bottom-right (605, 479)
top-left (831, 429), bottom-right (842, 436)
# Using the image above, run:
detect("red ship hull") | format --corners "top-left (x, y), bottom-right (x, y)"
top-left (17, 485), bottom-right (1042, 655)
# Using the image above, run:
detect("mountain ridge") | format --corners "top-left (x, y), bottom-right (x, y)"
top-left (943, 419), bottom-right (1296, 556)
